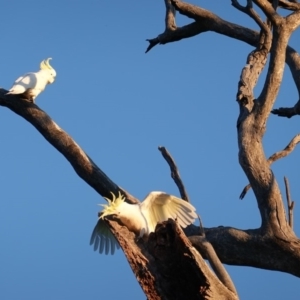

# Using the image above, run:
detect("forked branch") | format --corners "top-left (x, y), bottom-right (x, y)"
top-left (146, 0), bottom-right (177, 53)
top-left (232, 0), bottom-right (270, 31)
top-left (146, 1), bottom-right (300, 120)
top-left (235, 3), bottom-right (271, 126)
top-left (240, 134), bottom-right (300, 199)
top-left (159, 146), bottom-right (237, 295)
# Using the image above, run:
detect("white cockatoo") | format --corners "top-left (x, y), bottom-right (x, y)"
top-left (90, 191), bottom-right (197, 255)
top-left (7, 58), bottom-right (56, 102)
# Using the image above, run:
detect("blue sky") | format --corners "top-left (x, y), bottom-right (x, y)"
top-left (1, 1), bottom-right (299, 299)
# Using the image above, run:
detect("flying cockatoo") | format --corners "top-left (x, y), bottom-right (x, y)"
top-left (90, 191), bottom-right (197, 255)
top-left (6, 58), bottom-right (56, 102)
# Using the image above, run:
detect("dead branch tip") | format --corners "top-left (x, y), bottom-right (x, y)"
top-left (239, 184), bottom-right (251, 199)
top-left (284, 176), bottom-right (295, 229)
top-left (158, 146), bottom-right (190, 202)
top-left (145, 38), bottom-right (159, 53)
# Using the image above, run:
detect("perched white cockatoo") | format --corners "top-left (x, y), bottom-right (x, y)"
top-left (90, 191), bottom-right (197, 255)
top-left (6, 58), bottom-right (56, 102)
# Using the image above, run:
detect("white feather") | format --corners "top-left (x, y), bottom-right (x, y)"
top-left (90, 191), bottom-right (197, 255)
top-left (6, 58), bottom-right (56, 102)
top-left (90, 218), bottom-right (120, 255)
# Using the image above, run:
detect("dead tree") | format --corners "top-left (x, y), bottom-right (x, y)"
top-left (1, 0), bottom-right (300, 299)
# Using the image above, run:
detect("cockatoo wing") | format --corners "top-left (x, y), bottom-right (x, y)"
top-left (140, 191), bottom-right (197, 233)
top-left (90, 218), bottom-right (120, 255)
top-left (7, 72), bottom-right (38, 95)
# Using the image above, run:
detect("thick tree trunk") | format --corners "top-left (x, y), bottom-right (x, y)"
top-left (108, 218), bottom-right (238, 300)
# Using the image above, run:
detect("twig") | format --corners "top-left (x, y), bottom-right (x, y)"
top-left (284, 176), bottom-right (295, 229)
top-left (145, 38), bottom-right (160, 53)
top-left (240, 134), bottom-right (300, 199)
top-left (239, 184), bottom-right (251, 199)
top-left (189, 219), bottom-right (237, 295)
top-left (272, 99), bottom-right (300, 118)
top-left (145, 22), bottom-right (207, 53)
top-left (158, 146), bottom-right (190, 202)
top-left (198, 214), bottom-right (205, 236)
top-left (268, 134), bottom-right (300, 163)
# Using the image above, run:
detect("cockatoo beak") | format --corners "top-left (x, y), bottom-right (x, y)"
top-left (48, 77), bottom-right (55, 84)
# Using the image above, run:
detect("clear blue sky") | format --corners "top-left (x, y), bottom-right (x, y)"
top-left (1, 1), bottom-right (299, 299)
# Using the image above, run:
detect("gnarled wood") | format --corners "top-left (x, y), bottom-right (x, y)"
top-left (108, 219), bottom-right (238, 300)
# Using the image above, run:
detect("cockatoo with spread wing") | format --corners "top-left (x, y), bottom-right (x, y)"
top-left (90, 191), bottom-right (197, 255)
top-left (7, 58), bottom-right (56, 102)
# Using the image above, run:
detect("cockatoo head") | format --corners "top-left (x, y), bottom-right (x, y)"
top-left (40, 58), bottom-right (56, 84)
top-left (99, 192), bottom-right (126, 219)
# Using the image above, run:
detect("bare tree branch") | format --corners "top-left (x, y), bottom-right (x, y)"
top-left (239, 184), bottom-right (251, 199)
top-left (232, 0), bottom-right (269, 31)
top-left (234, 1), bottom-right (272, 120)
top-left (186, 226), bottom-right (300, 277)
top-left (145, 22), bottom-right (207, 53)
top-left (277, 0), bottom-right (300, 10)
top-left (158, 146), bottom-right (190, 202)
top-left (232, 1), bottom-right (298, 242)
top-left (198, 214), bottom-right (204, 236)
top-left (255, 15), bottom-right (300, 126)
top-left (164, 0), bottom-right (177, 30)
top-left (146, 1), bottom-right (258, 53)
top-left (240, 134), bottom-right (300, 199)
top-left (147, 2), bottom-right (300, 118)
top-left (188, 219), bottom-right (238, 295)
top-left (189, 235), bottom-right (237, 295)
top-left (272, 99), bottom-right (300, 118)
top-left (284, 176), bottom-right (295, 228)
top-left (268, 134), bottom-right (300, 163)
top-left (145, 0), bottom-right (177, 53)
top-left (272, 47), bottom-right (300, 117)
top-left (0, 90), bottom-right (138, 204)
top-left (0, 89), bottom-right (240, 299)
top-left (286, 9), bottom-right (300, 28)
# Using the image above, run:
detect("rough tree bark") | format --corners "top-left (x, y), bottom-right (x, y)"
top-left (2, 1), bottom-right (300, 299)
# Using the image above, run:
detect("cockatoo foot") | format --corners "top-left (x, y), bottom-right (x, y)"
top-left (20, 96), bottom-right (34, 103)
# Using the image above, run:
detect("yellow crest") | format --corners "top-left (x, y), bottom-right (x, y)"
top-left (40, 58), bottom-right (53, 70)
top-left (100, 191), bottom-right (126, 219)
